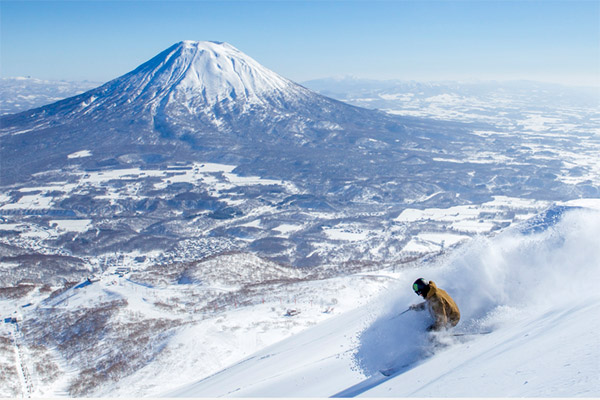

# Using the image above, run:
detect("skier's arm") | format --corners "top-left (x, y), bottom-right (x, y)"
top-left (409, 301), bottom-right (426, 311)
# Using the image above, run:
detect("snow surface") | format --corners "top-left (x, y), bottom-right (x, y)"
top-left (67, 150), bottom-right (92, 159)
top-left (170, 41), bottom-right (295, 104)
top-left (167, 206), bottom-right (600, 397)
top-left (96, 40), bottom-right (311, 117)
top-left (48, 219), bottom-right (92, 233)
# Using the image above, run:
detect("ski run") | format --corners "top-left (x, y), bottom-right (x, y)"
top-left (165, 203), bottom-right (600, 397)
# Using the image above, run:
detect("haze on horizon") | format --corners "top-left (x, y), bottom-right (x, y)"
top-left (1, 0), bottom-right (599, 88)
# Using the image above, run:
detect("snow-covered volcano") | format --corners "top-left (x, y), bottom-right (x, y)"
top-left (0, 41), bottom-right (328, 129)
top-left (61, 40), bottom-right (315, 118)
top-left (0, 40), bottom-right (406, 186)
top-left (132, 40), bottom-right (308, 107)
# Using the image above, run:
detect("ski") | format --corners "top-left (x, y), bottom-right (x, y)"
top-left (451, 331), bottom-right (492, 337)
top-left (379, 363), bottom-right (410, 377)
top-left (379, 367), bottom-right (398, 377)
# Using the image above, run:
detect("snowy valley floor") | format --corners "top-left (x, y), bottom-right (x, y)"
top-left (167, 204), bottom-right (600, 397)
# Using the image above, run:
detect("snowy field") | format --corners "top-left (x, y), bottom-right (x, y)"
top-left (166, 204), bottom-right (600, 397)
top-left (0, 162), bottom-right (292, 212)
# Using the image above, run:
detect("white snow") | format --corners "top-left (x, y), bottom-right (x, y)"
top-left (323, 225), bottom-right (370, 241)
top-left (519, 113), bottom-right (562, 132)
top-left (396, 196), bottom-right (548, 237)
top-left (450, 219), bottom-right (496, 233)
top-left (152, 162), bottom-right (295, 193)
top-left (166, 206), bottom-right (600, 397)
top-left (99, 40), bottom-right (311, 115)
top-left (402, 232), bottom-right (470, 254)
top-left (0, 162), bottom-right (298, 213)
top-left (67, 150), bottom-right (92, 159)
top-left (84, 267), bottom-right (391, 397)
top-left (402, 238), bottom-right (435, 254)
top-left (0, 194), bottom-right (54, 210)
top-left (172, 41), bottom-right (297, 105)
top-left (560, 198), bottom-right (600, 211)
top-left (272, 223), bottom-right (303, 234)
top-left (49, 219), bottom-right (92, 233)
top-left (240, 219), bottom-right (262, 228)
top-left (416, 232), bottom-right (469, 247)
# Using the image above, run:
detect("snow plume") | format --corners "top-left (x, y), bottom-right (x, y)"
top-left (356, 206), bottom-right (600, 376)
top-left (446, 206), bottom-right (600, 322)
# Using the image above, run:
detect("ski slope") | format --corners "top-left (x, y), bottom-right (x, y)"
top-left (167, 204), bottom-right (600, 397)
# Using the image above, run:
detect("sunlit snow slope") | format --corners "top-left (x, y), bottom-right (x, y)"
top-left (167, 203), bottom-right (600, 397)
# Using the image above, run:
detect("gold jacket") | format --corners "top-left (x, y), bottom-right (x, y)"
top-left (414, 280), bottom-right (460, 330)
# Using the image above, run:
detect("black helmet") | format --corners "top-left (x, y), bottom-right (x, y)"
top-left (413, 278), bottom-right (429, 297)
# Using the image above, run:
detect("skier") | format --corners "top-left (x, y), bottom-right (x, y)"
top-left (409, 278), bottom-right (460, 331)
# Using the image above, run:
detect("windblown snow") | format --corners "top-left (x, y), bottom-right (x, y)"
top-left (167, 205), bottom-right (600, 397)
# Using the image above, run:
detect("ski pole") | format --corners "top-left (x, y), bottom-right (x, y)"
top-left (398, 308), bottom-right (411, 316)
top-left (389, 308), bottom-right (411, 321)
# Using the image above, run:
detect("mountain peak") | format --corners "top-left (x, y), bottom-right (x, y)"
top-left (178, 40), bottom-right (226, 48)
top-left (1, 40), bottom-right (351, 141)
top-left (126, 40), bottom-right (299, 108)
top-left (174, 40), bottom-right (235, 55)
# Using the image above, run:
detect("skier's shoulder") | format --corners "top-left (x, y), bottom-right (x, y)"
top-left (427, 281), bottom-right (453, 301)
top-left (426, 280), bottom-right (439, 298)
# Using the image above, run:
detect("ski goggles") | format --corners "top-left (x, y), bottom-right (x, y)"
top-left (413, 283), bottom-right (422, 294)
top-left (413, 282), bottom-right (427, 295)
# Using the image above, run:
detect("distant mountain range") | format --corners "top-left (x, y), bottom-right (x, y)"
top-left (302, 76), bottom-right (599, 125)
top-left (0, 77), bottom-right (100, 116)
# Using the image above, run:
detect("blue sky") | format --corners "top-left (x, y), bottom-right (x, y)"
top-left (1, 1), bottom-right (598, 86)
